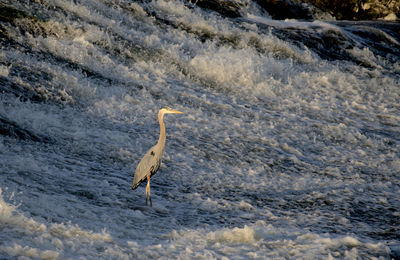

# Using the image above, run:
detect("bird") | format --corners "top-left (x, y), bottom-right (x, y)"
top-left (131, 107), bottom-right (183, 206)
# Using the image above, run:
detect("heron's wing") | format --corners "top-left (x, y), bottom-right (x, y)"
top-left (131, 145), bottom-right (161, 190)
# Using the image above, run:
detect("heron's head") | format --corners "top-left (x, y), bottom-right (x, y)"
top-left (159, 107), bottom-right (183, 115)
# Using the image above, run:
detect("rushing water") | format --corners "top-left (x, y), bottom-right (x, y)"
top-left (0, 0), bottom-right (399, 259)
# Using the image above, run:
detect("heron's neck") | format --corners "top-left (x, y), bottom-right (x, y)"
top-left (158, 112), bottom-right (166, 146)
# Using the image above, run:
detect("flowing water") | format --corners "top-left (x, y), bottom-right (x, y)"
top-left (0, 0), bottom-right (399, 259)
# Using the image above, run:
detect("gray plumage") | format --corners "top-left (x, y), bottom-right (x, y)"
top-left (131, 107), bottom-right (183, 206)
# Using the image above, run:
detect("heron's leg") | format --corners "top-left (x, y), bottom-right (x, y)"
top-left (145, 177), bottom-right (149, 206)
top-left (145, 180), bottom-right (148, 206)
top-left (147, 174), bottom-right (152, 207)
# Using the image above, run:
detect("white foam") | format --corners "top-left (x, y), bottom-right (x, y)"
top-left (207, 225), bottom-right (259, 244)
top-left (0, 188), bottom-right (47, 234)
top-left (1, 244), bottom-right (59, 260)
top-left (0, 64), bottom-right (10, 77)
top-left (0, 188), bottom-right (118, 259)
top-left (151, 222), bottom-right (389, 259)
top-left (348, 47), bottom-right (380, 68)
top-left (247, 14), bottom-right (338, 31)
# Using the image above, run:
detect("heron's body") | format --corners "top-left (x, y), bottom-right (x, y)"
top-left (131, 143), bottom-right (163, 191)
top-left (131, 107), bottom-right (183, 206)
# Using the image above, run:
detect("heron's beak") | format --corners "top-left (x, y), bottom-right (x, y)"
top-left (171, 109), bottom-right (183, 114)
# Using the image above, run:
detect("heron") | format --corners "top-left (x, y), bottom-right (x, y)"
top-left (131, 107), bottom-right (183, 206)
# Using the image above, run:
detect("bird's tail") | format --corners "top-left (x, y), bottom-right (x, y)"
top-left (132, 175), bottom-right (147, 191)
top-left (131, 183), bottom-right (139, 191)
top-left (131, 180), bottom-right (141, 191)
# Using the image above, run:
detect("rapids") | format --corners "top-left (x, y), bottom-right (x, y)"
top-left (0, 0), bottom-right (399, 259)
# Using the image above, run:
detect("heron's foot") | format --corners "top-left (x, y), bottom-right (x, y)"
top-left (145, 196), bottom-right (152, 206)
top-left (145, 199), bottom-right (152, 206)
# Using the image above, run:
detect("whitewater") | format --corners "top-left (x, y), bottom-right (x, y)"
top-left (0, 0), bottom-right (399, 259)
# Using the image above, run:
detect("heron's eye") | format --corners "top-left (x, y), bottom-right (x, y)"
top-left (150, 151), bottom-right (155, 156)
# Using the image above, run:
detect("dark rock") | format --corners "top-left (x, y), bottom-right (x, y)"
top-left (188, 0), bottom-right (244, 18)
top-left (299, 0), bottom-right (400, 21)
top-left (255, 0), bottom-right (314, 20)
